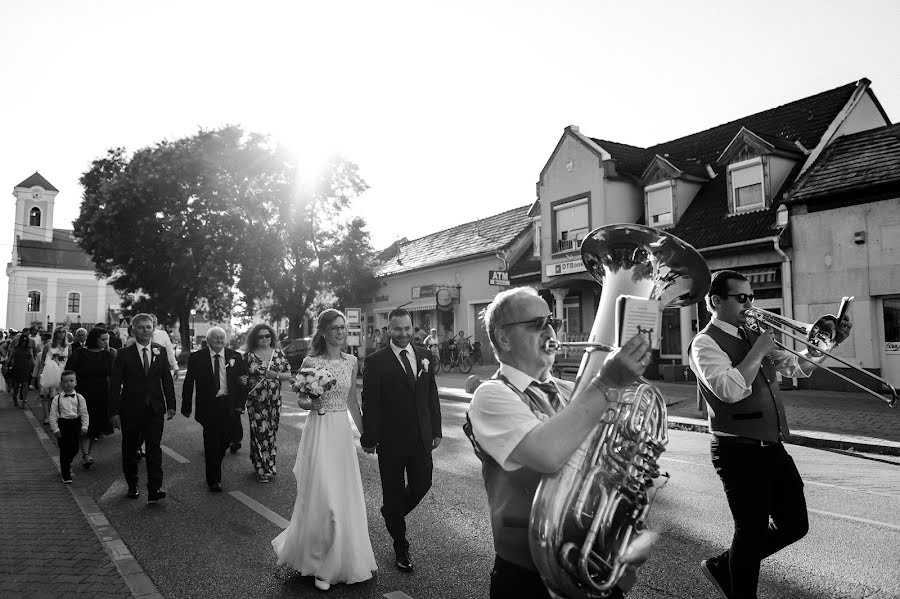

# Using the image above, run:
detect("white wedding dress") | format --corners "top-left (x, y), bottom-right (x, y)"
top-left (272, 353), bottom-right (377, 585)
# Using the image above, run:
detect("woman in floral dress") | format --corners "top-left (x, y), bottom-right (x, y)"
top-left (272, 309), bottom-right (375, 591)
top-left (244, 324), bottom-right (292, 482)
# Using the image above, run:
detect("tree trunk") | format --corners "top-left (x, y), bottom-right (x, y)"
top-left (288, 313), bottom-right (303, 339)
top-left (177, 309), bottom-right (192, 357)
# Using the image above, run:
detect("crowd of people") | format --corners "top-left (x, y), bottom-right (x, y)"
top-left (0, 270), bottom-right (850, 598)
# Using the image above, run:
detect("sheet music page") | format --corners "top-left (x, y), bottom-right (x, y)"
top-left (616, 296), bottom-right (662, 349)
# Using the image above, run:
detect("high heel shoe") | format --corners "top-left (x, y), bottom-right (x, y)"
top-left (82, 454), bottom-right (94, 469)
top-left (314, 578), bottom-right (330, 591)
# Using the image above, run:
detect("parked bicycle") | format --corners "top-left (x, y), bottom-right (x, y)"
top-left (440, 337), bottom-right (473, 374)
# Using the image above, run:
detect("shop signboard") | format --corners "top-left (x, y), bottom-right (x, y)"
top-left (489, 270), bottom-right (510, 286)
top-left (345, 308), bottom-right (361, 326)
top-left (545, 259), bottom-right (587, 277)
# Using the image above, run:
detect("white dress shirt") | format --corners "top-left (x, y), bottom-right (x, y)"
top-left (209, 348), bottom-right (229, 396)
top-left (469, 363), bottom-right (573, 472)
top-left (689, 316), bottom-right (816, 404)
top-left (390, 341), bottom-right (418, 376)
top-left (135, 341), bottom-right (153, 371)
top-left (49, 391), bottom-right (89, 434)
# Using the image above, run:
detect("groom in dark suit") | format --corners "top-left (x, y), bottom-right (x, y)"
top-left (361, 307), bottom-right (442, 573)
top-left (180, 326), bottom-right (248, 492)
top-left (109, 313), bottom-right (176, 502)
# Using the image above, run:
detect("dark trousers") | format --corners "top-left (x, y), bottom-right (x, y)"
top-left (122, 406), bottom-right (164, 491)
top-left (377, 442), bottom-right (433, 553)
top-left (202, 403), bottom-right (233, 486)
top-left (489, 555), bottom-right (626, 599)
top-left (57, 418), bottom-right (82, 478)
top-left (228, 409), bottom-right (243, 447)
top-left (709, 436), bottom-right (809, 599)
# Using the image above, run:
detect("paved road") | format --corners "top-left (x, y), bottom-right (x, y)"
top-left (53, 377), bottom-right (900, 598)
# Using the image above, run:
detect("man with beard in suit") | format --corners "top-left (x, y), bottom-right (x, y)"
top-left (109, 313), bottom-right (176, 502)
top-left (180, 327), bottom-right (248, 492)
top-left (361, 308), bottom-right (441, 573)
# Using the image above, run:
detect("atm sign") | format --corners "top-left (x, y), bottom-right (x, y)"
top-left (489, 270), bottom-right (510, 286)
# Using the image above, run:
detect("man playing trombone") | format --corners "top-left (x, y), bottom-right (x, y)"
top-left (689, 270), bottom-right (851, 599)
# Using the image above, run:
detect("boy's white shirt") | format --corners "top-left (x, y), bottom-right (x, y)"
top-left (48, 391), bottom-right (89, 434)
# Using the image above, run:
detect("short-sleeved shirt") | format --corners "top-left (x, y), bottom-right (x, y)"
top-left (468, 363), bottom-right (573, 472)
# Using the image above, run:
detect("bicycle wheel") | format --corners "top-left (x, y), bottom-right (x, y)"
top-left (441, 356), bottom-right (453, 373)
top-left (459, 355), bottom-right (473, 374)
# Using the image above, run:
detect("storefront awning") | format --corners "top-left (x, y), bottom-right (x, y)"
top-left (378, 300), bottom-right (436, 315)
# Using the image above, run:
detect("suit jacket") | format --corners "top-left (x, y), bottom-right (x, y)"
top-left (181, 348), bottom-right (248, 426)
top-left (361, 344), bottom-right (441, 456)
top-left (109, 342), bottom-right (176, 419)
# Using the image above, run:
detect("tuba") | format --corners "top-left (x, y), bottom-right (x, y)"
top-left (529, 224), bottom-right (711, 597)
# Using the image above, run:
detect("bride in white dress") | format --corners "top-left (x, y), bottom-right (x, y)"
top-left (272, 309), bottom-right (377, 591)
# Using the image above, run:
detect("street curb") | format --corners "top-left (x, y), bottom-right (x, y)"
top-left (22, 407), bottom-right (164, 599)
top-left (436, 388), bottom-right (900, 457)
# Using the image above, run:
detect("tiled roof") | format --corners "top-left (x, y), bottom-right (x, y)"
top-left (375, 205), bottom-right (533, 277)
top-left (15, 172), bottom-right (58, 192)
top-left (785, 123), bottom-right (900, 203)
top-left (589, 138), bottom-right (656, 179)
top-left (16, 229), bottom-right (95, 270)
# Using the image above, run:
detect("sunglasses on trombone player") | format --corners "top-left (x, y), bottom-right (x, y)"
top-left (725, 293), bottom-right (755, 303)
top-left (500, 316), bottom-right (564, 332)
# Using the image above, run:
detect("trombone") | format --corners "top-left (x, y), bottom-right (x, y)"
top-left (744, 298), bottom-right (897, 407)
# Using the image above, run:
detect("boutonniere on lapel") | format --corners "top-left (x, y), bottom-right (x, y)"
top-left (227, 358), bottom-right (235, 368)
top-left (151, 347), bottom-right (160, 356)
top-left (419, 358), bottom-right (429, 378)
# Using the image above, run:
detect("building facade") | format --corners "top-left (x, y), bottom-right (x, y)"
top-left (533, 78), bottom-right (894, 390)
top-left (6, 173), bottom-right (122, 332)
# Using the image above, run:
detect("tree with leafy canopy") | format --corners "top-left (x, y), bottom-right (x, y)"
top-left (74, 126), bottom-right (290, 351)
top-left (236, 156), bottom-right (377, 338)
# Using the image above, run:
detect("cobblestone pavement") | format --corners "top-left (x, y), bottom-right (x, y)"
top-left (0, 398), bottom-right (131, 598)
top-left (432, 363), bottom-right (900, 452)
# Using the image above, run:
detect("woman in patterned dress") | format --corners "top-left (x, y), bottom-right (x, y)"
top-left (244, 324), bottom-right (292, 483)
top-left (37, 327), bottom-right (70, 424)
top-left (272, 309), bottom-right (375, 591)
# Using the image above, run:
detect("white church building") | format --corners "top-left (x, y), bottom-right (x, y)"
top-left (6, 172), bottom-right (121, 332)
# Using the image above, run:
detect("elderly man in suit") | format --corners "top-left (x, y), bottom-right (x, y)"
top-left (361, 307), bottom-right (441, 573)
top-left (181, 327), bottom-right (248, 492)
top-left (109, 313), bottom-right (176, 502)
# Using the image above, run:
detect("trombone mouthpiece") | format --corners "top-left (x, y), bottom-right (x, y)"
top-left (544, 339), bottom-right (562, 353)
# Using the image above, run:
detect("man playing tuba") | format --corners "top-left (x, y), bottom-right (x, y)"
top-left (466, 286), bottom-right (653, 599)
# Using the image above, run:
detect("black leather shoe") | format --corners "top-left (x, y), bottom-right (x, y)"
top-left (395, 551), bottom-right (413, 573)
top-left (229, 443), bottom-right (241, 454)
top-left (208, 483), bottom-right (223, 492)
top-left (147, 489), bottom-right (167, 502)
top-left (700, 558), bottom-right (730, 599)
top-left (126, 485), bottom-right (140, 499)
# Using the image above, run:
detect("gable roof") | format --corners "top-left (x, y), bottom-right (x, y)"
top-left (15, 172), bottom-right (58, 192)
top-left (375, 205), bottom-right (532, 277)
top-left (15, 229), bottom-right (95, 270)
top-left (785, 123), bottom-right (900, 203)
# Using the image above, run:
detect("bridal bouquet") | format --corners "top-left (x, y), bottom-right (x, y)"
top-left (291, 367), bottom-right (337, 415)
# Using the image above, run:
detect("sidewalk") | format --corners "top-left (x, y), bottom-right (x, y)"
top-left (433, 364), bottom-right (900, 456)
top-left (0, 394), bottom-right (161, 598)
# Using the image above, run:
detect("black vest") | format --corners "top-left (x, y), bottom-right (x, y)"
top-left (464, 373), bottom-right (568, 570)
top-left (697, 324), bottom-right (789, 443)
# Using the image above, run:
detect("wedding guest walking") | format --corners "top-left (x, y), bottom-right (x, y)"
top-left (37, 327), bottom-right (70, 424)
top-left (109, 313), bottom-right (176, 502)
top-left (66, 327), bottom-right (116, 469)
top-left (49, 371), bottom-right (89, 484)
top-left (181, 327), bottom-right (248, 492)
top-left (272, 309), bottom-right (376, 591)
top-left (9, 334), bottom-right (34, 408)
top-left (72, 328), bottom-right (88, 351)
top-left (244, 324), bottom-right (292, 483)
top-left (361, 307), bottom-right (441, 573)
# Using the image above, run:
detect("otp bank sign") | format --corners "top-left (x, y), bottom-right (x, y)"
top-left (545, 260), bottom-right (587, 277)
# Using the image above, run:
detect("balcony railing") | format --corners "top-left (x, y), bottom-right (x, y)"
top-left (556, 238), bottom-right (578, 252)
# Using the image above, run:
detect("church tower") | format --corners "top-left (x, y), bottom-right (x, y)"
top-left (13, 171), bottom-right (58, 243)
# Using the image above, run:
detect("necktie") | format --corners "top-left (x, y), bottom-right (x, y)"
top-left (399, 349), bottom-right (415, 385)
top-left (214, 354), bottom-right (222, 393)
top-left (142, 347), bottom-right (150, 374)
top-left (531, 380), bottom-right (561, 411)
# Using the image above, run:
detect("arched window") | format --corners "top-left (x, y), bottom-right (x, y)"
top-left (27, 290), bottom-right (41, 313)
top-left (29, 207), bottom-right (42, 227)
top-left (67, 292), bottom-right (81, 314)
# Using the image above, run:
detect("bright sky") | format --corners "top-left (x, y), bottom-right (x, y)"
top-left (2, 0), bottom-right (898, 327)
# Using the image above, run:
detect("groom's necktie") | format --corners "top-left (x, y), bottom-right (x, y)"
top-left (399, 349), bottom-right (415, 385)
top-left (142, 347), bottom-right (150, 375)
top-left (214, 354), bottom-right (222, 393)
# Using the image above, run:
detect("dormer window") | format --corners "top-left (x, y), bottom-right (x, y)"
top-left (729, 157), bottom-right (765, 212)
top-left (553, 197), bottom-right (589, 254)
top-left (29, 207), bottom-right (41, 227)
top-left (645, 181), bottom-right (674, 227)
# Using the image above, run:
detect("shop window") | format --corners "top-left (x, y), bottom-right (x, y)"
top-left (553, 198), bottom-right (589, 253)
top-left (646, 182), bottom-right (673, 227)
top-left (564, 301), bottom-right (582, 335)
top-left (29, 207), bottom-right (42, 227)
top-left (67, 292), bottom-right (81, 314)
top-left (27, 290), bottom-right (41, 313)
top-left (660, 307), bottom-right (681, 357)
top-left (885, 299), bottom-right (900, 345)
top-left (729, 158), bottom-right (764, 212)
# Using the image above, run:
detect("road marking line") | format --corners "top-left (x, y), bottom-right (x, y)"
top-left (808, 508), bottom-right (900, 532)
top-left (383, 592), bottom-right (415, 599)
top-left (228, 491), bottom-right (290, 528)
top-left (160, 444), bottom-right (190, 464)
